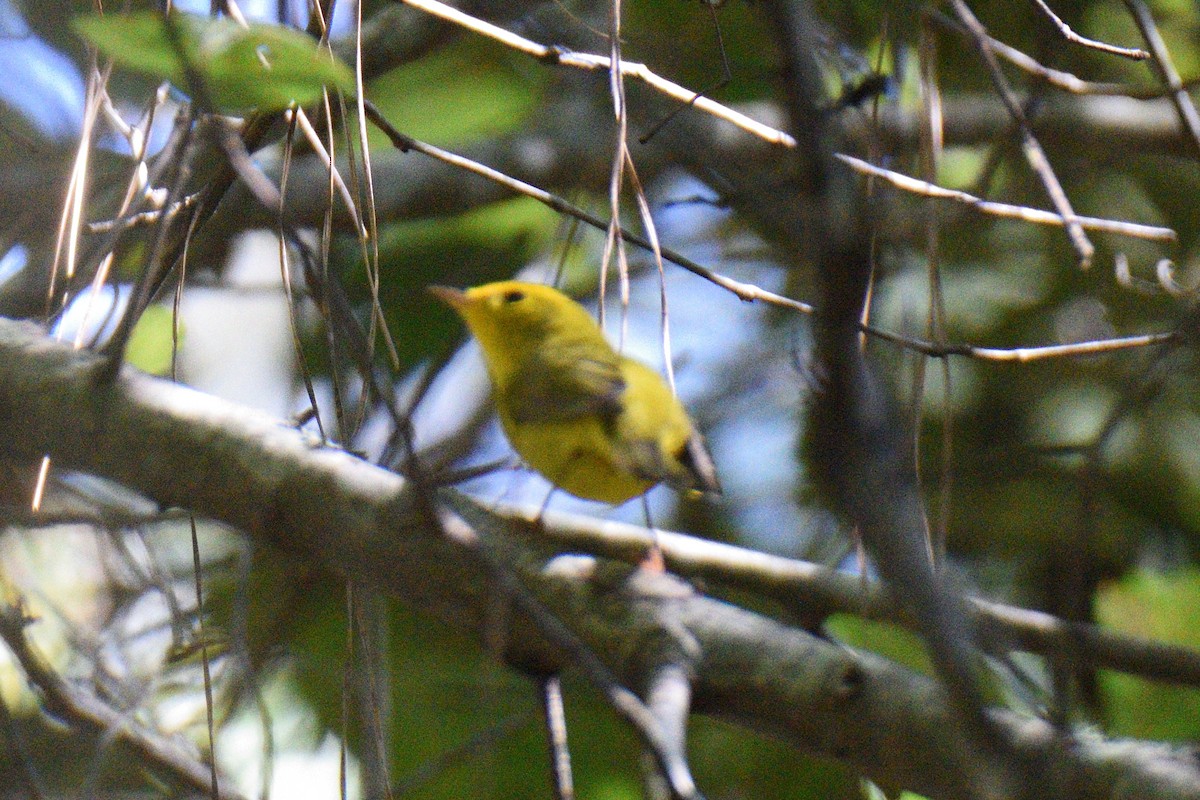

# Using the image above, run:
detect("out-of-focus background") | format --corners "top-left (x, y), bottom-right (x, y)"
top-left (3, 0), bottom-right (1200, 797)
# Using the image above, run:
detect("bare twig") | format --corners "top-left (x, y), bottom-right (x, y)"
top-left (188, 515), bottom-right (221, 800)
top-left (538, 676), bottom-right (575, 800)
top-left (837, 153), bottom-right (1177, 242)
top-left (214, 118), bottom-right (284, 211)
top-left (0, 604), bottom-right (248, 800)
top-left (953, 0), bottom-right (1094, 268)
top-left (360, 100), bottom-right (813, 317)
top-left (1029, 0), bottom-right (1149, 60)
top-left (638, 0), bottom-right (734, 144)
top-left (288, 106), bottom-right (368, 238)
top-left (1125, 0), bottom-right (1200, 160)
top-left (599, 0), bottom-right (632, 339)
top-left (86, 193), bottom-right (202, 234)
top-left (50, 63), bottom-right (109, 308)
top-left (913, 11), bottom-right (953, 566)
top-left (929, 11), bottom-right (1170, 97)
top-left (867, 326), bottom-right (1177, 361)
top-left (395, 0), bottom-right (796, 148)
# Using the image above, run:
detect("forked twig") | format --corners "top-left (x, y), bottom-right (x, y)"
top-left (930, 10), bottom-right (1180, 97)
top-left (953, 0), bottom-right (1094, 268)
top-left (639, 0), bottom-right (734, 144)
top-left (0, 604), bottom-right (247, 800)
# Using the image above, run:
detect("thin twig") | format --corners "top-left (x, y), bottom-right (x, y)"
top-left (1029, 0), bottom-right (1149, 60)
top-left (915, 13), bottom-right (952, 565)
top-left (836, 153), bottom-right (1177, 242)
top-left (929, 10), bottom-right (1173, 97)
top-left (49, 62), bottom-right (109, 308)
top-left (395, 0), bottom-right (795, 148)
top-left (953, 0), bottom-right (1095, 268)
top-left (0, 604), bottom-right (248, 800)
top-left (538, 676), bottom-right (575, 800)
top-left (288, 106), bottom-right (368, 238)
top-left (638, 0), bottom-right (734, 144)
top-left (867, 326), bottom-right (1177, 361)
top-left (600, 0), bottom-right (632, 340)
top-left (1125, 0), bottom-right (1200, 160)
top-left (360, 100), bottom-right (812, 315)
top-left (189, 515), bottom-right (221, 800)
top-left (214, 118), bottom-right (283, 210)
top-left (86, 193), bottom-right (202, 234)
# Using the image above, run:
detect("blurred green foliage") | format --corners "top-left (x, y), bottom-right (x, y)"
top-left (1096, 569), bottom-right (1200, 739)
top-left (73, 11), bottom-right (354, 111)
top-left (15, 1), bottom-right (1200, 798)
top-left (365, 37), bottom-right (541, 147)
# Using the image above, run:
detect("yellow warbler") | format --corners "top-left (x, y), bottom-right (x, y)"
top-left (430, 281), bottom-right (719, 504)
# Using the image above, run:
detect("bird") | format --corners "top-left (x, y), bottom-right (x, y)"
top-left (429, 281), bottom-right (719, 506)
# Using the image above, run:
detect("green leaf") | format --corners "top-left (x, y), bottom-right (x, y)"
top-left (126, 304), bottom-right (179, 377)
top-left (365, 37), bottom-right (537, 146)
top-left (73, 13), bottom-right (184, 83)
top-left (72, 11), bottom-right (354, 111)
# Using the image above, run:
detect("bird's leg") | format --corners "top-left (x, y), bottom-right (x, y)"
top-left (534, 485), bottom-right (558, 530)
top-left (639, 494), bottom-right (666, 573)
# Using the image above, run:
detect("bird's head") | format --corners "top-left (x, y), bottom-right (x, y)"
top-left (429, 281), bottom-right (606, 384)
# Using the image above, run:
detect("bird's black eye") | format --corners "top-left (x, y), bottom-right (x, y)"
top-left (502, 289), bottom-right (525, 304)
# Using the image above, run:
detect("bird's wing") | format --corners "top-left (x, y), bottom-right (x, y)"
top-left (609, 358), bottom-right (722, 495)
top-left (619, 429), bottom-right (721, 495)
top-left (503, 344), bottom-right (625, 423)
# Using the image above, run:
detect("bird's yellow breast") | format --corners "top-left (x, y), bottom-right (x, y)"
top-left (498, 410), bottom-right (655, 504)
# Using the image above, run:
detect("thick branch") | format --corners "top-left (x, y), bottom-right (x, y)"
top-left (514, 505), bottom-right (1200, 688)
top-left (0, 320), bottom-right (1197, 799)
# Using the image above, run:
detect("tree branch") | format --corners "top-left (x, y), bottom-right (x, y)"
top-left (0, 319), bottom-right (1197, 798)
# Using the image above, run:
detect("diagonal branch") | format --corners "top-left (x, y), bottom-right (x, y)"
top-left (952, 0), bottom-right (1094, 268)
top-left (395, 0), bottom-right (796, 148)
top-left (0, 319), bottom-right (1198, 798)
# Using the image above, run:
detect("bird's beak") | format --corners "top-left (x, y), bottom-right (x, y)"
top-left (427, 285), bottom-right (468, 311)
